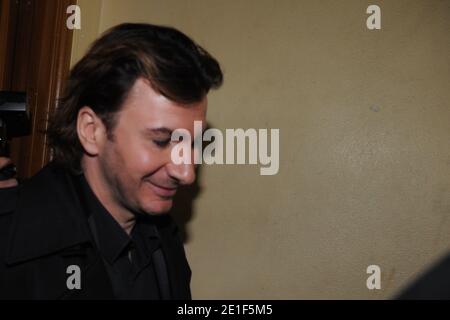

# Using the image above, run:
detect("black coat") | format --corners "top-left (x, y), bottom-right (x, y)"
top-left (0, 163), bottom-right (192, 299)
top-left (396, 253), bottom-right (450, 300)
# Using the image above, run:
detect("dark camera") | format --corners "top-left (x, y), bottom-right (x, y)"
top-left (0, 91), bottom-right (30, 180)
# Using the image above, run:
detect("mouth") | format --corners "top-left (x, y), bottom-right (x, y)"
top-left (147, 181), bottom-right (177, 198)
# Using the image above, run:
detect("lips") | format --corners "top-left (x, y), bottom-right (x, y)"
top-left (147, 181), bottom-right (177, 198)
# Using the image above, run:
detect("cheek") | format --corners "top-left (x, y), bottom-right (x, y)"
top-left (112, 137), bottom-right (152, 171)
top-left (109, 127), bottom-right (171, 178)
top-left (122, 142), bottom-right (171, 178)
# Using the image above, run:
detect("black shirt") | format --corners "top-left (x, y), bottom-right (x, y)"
top-left (76, 174), bottom-right (171, 300)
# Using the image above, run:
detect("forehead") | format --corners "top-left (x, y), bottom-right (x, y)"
top-left (117, 78), bottom-right (207, 131)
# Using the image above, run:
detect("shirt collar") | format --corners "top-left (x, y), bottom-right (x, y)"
top-left (77, 174), bottom-right (131, 264)
top-left (77, 174), bottom-right (162, 265)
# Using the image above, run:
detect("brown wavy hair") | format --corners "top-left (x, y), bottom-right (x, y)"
top-left (47, 23), bottom-right (223, 173)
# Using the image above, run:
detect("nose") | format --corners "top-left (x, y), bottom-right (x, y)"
top-left (166, 161), bottom-right (196, 186)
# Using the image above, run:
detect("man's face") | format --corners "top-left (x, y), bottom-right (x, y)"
top-left (98, 78), bottom-right (206, 215)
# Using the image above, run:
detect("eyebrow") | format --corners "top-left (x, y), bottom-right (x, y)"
top-left (144, 127), bottom-right (173, 136)
top-left (143, 126), bottom-right (207, 139)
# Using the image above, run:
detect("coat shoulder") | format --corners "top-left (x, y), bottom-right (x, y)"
top-left (0, 185), bottom-right (19, 216)
top-left (0, 187), bottom-right (17, 287)
top-left (0, 186), bottom-right (18, 256)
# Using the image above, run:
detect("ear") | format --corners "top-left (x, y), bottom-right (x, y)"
top-left (77, 106), bottom-right (107, 156)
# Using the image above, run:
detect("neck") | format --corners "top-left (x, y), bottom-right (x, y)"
top-left (81, 158), bottom-right (135, 235)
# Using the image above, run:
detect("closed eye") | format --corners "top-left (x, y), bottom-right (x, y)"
top-left (153, 139), bottom-right (171, 148)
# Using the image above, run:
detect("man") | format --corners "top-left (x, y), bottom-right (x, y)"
top-left (0, 23), bottom-right (223, 299)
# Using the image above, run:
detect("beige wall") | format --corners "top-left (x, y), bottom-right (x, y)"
top-left (71, 0), bottom-right (450, 299)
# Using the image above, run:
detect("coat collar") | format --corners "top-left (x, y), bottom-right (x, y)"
top-left (5, 163), bottom-right (191, 299)
top-left (5, 163), bottom-right (180, 265)
top-left (5, 163), bottom-right (92, 265)
top-left (4, 162), bottom-right (188, 299)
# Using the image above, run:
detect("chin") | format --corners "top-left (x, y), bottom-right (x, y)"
top-left (141, 199), bottom-right (173, 215)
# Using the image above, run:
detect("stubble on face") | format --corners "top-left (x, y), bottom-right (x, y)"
top-left (99, 135), bottom-right (174, 218)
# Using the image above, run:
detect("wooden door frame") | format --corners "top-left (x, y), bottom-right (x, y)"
top-left (0, 0), bottom-right (75, 177)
